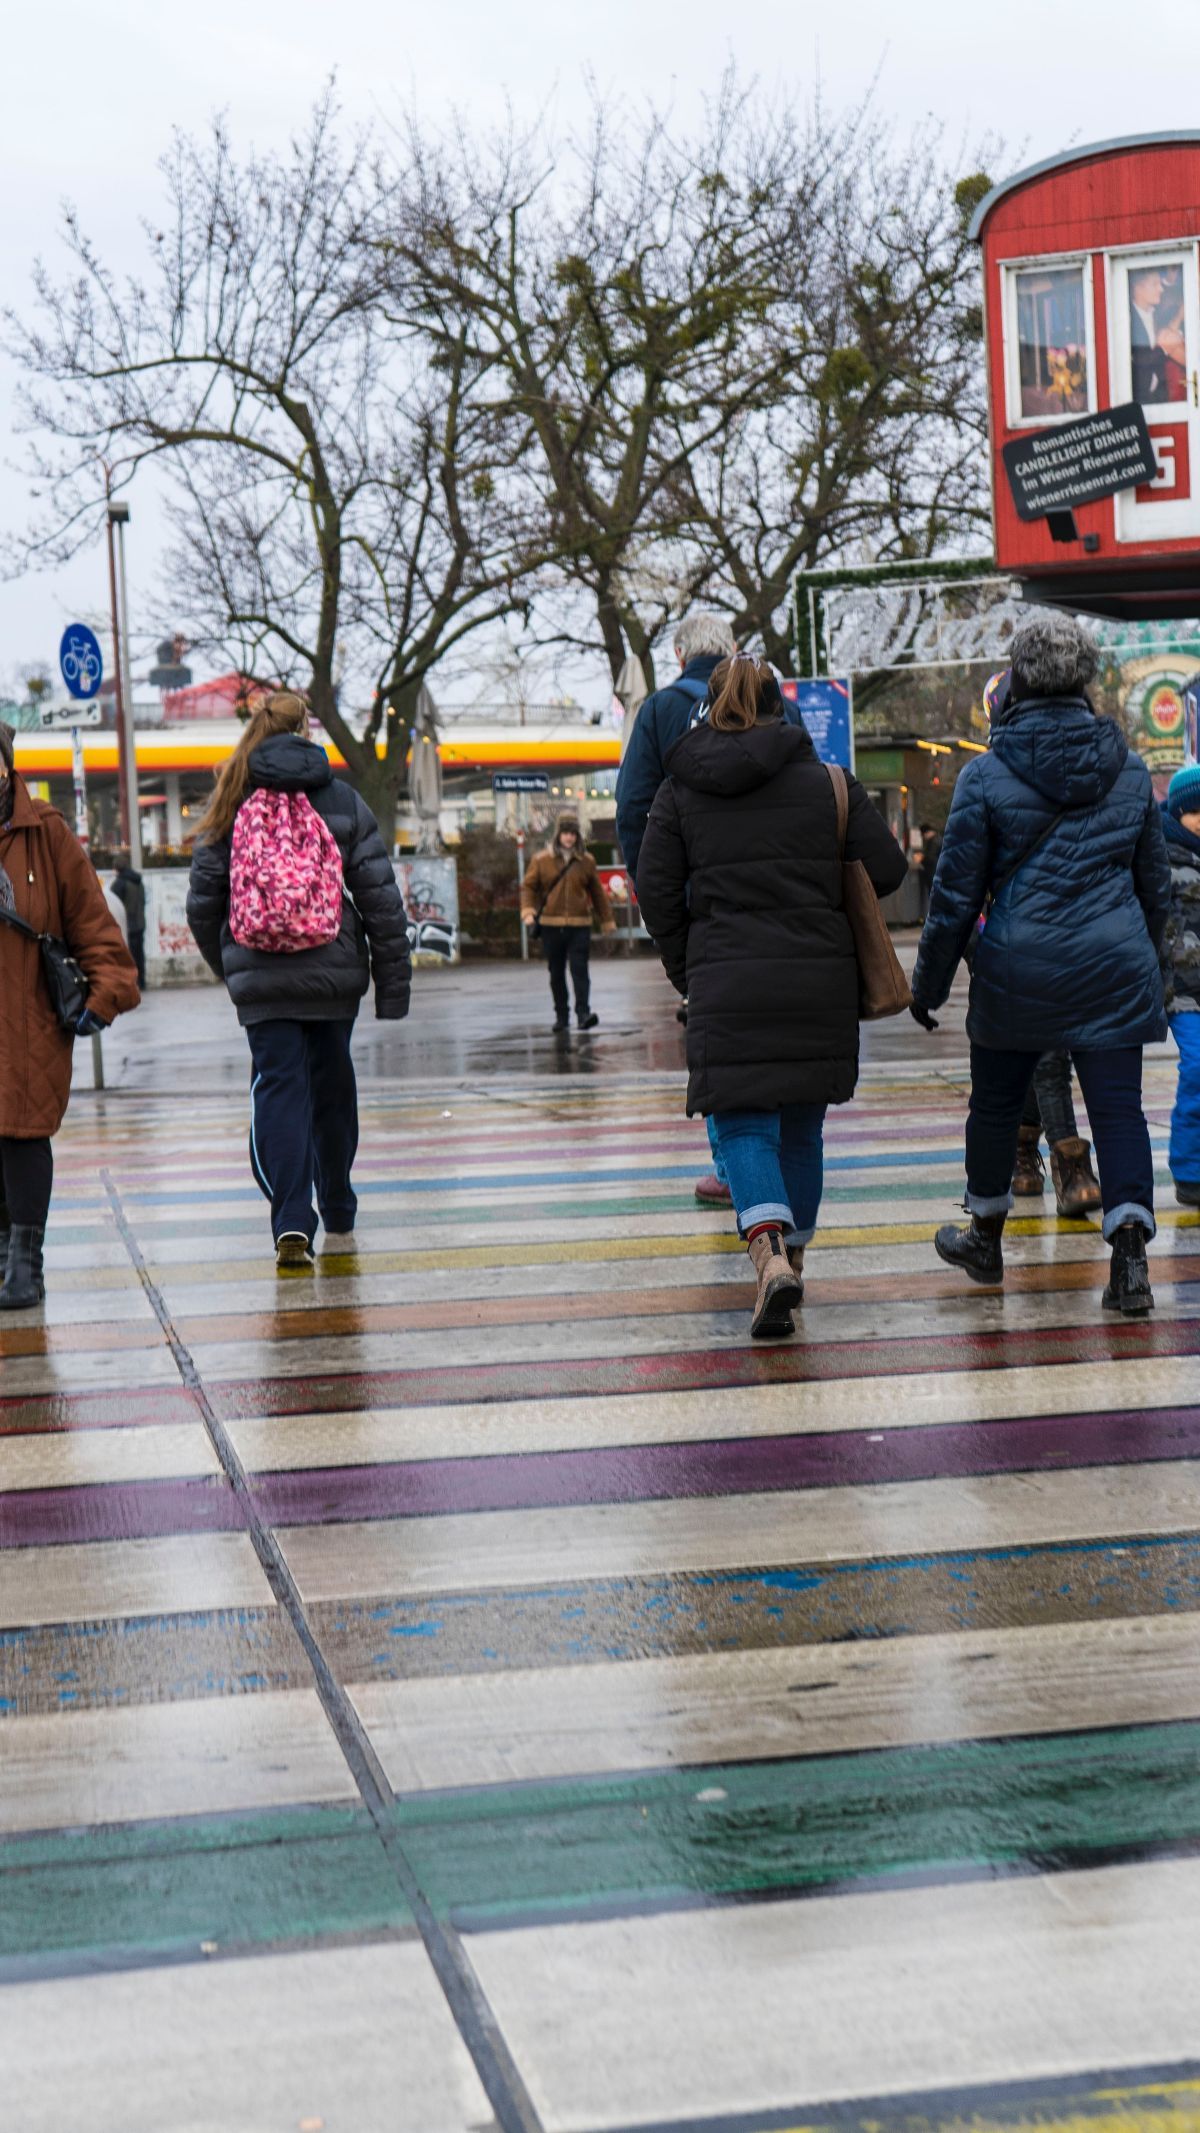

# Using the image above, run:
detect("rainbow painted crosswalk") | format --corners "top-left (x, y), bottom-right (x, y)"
top-left (4, 1056), bottom-right (1200, 2131)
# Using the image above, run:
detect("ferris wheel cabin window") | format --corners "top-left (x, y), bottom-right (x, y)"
top-left (1003, 259), bottom-right (1094, 426)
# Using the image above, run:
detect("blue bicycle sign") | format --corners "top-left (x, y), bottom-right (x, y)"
top-left (59, 623), bottom-right (104, 702)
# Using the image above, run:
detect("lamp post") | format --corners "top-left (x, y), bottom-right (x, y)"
top-left (105, 499), bottom-right (142, 867)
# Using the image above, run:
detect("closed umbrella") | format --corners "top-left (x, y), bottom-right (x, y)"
top-left (409, 684), bottom-right (443, 854)
top-left (615, 654), bottom-right (650, 761)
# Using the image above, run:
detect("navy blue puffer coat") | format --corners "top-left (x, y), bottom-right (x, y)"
top-left (912, 696), bottom-right (1170, 1052)
top-left (187, 735), bottom-right (411, 1027)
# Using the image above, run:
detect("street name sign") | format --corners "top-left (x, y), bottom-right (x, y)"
top-left (492, 771), bottom-right (551, 794)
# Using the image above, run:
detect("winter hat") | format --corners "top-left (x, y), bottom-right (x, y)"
top-left (554, 811), bottom-right (582, 844)
top-left (0, 722), bottom-right (14, 776)
top-left (1167, 762), bottom-right (1200, 818)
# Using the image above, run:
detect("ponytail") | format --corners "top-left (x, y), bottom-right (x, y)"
top-left (708, 654), bottom-right (778, 732)
top-left (195, 692), bottom-right (309, 844)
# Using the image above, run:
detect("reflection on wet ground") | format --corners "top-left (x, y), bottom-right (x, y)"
top-left (9, 959), bottom-right (1200, 2130)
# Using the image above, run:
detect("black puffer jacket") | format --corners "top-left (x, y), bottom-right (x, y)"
top-left (187, 736), bottom-right (411, 1026)
top-left (636, 717), bottom-right (907, 1113)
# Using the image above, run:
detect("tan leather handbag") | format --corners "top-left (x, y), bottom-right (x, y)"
top-left (826, 764), bottom-right (913, 1021)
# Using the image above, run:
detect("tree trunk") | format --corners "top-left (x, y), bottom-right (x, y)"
top-left (352, 755), bottom-right (402, 853)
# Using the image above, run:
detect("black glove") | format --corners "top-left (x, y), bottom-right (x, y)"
top-left (909, 1001), bottom-right (939, 1032)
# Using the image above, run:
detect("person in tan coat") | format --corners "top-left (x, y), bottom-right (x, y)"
top-left (0, 723), bottom-right (140, 1309)
top-left (520, 812), bottom-right (616, 1032)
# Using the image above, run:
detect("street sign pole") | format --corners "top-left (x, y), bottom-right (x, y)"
top-left (516, 826), bottom-right (529, 961)
top-left (71, 725), bottom-right (89, 847)
top-left (114, 507), bottom-right (142, 868)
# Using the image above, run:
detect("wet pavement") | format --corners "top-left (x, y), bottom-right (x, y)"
top-left (6, 952), bottom-right (1200, 2131)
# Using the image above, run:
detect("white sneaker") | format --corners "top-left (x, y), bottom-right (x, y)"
top-left (321, 1230), bottom-right (357, 1256)
top-left (275, 1232), bottom-right (315, 1271)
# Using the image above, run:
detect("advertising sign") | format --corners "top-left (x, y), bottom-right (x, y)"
top-left (780, 677), bottom-right (854, 768)
top-left (1001, 402), bottom-right (1157, 521)
top-left (1124, 663), bottom-right (1189, 776)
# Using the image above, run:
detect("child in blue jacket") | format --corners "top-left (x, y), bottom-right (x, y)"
top-left (1160, 762), bottom-right (1200, 1205)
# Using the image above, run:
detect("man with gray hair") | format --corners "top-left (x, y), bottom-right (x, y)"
top-left (616, 614), bottom-right (737, 883)
top-left (910, 606), bottom-right (1170, 1316)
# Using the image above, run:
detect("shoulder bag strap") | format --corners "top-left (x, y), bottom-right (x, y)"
top-left (533, 852), bottom-right (577, 922)
top-left (0, 901), bottom-right (39, 944)
top-left (825, 763), bottom-right (849, 861)
top-left (986, 808), bottom-right (1070, 911)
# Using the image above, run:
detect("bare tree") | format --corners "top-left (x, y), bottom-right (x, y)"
top-left (7, 93), bottom-right (543, 840)
top-left (388, 80), bottom-right (836, 689)
top-left (675, 150), bottom-right (995, 671)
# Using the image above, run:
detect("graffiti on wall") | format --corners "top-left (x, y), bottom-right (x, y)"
top-left (395, 856), bottom-right (460, 964)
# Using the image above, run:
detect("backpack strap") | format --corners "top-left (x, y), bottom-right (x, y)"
top-left (676, 675), bottom-right (711, 726)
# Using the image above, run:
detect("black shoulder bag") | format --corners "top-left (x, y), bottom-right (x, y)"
top-left (529, 853), bottom-right (578, 943)
top-left (0, 902), bottom-right (91, 1031)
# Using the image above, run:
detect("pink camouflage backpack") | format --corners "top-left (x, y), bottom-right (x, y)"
top-left (229, 788), bottom-right (345, 953)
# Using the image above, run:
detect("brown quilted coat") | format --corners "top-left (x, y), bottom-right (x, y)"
top-left (0, 777), bottom-right (140, 1138)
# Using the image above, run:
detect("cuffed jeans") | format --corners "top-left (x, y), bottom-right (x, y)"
top-left (709, 1104), bottom-right (827, 1244)
top-left (246, 1019), bottom-right (359, 1244)
top-left (965, 1042), bottom-right (1154, 1240)
top-left (1169, 1013), bottom-right (1200, 1185)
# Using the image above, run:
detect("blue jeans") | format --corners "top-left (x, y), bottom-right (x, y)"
top-left (709, 1105), bottom-right (827, 1244)
top-left (965, 1043), bottom-right (1154, 1240)
top-left (1169, 1013), bottom-right (1200, 1184)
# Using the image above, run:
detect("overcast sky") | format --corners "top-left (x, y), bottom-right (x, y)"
top-left (3, 0), bottom-right (1197, 703)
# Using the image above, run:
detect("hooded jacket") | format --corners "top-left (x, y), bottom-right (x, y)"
top-left (521, 818), bottom-right (615, 928)
top-left (1160, 807), bottom-right (1200, 1016)
top-left (187, 735), bottom-right (411, 1026)
top-left (636, 716), bottom-right (907, 1114)
top-left (0, 775), bottom-right (140, 1138)
top-left (912, 695), bottom-right (1170, 1051)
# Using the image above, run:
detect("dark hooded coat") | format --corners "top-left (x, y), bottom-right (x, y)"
top-left (635, 717), bottom-right (907, 1114)
top-left (912, 695), bottom-right (1170, 1051)
top-left (187, 734), bottom-right (411, 1027)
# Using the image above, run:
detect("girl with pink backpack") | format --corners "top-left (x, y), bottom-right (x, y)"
top-left (187, 693), bottom-right (411, 1270)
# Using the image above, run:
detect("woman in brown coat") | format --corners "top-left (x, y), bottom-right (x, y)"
top-left (520, 811), bottom-right (616, 1032)
top-left (0, 723), bottom-right (140, 1309)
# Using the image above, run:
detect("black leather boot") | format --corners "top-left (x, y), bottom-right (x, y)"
top-left (1102, 1222), bottom-right (1154, 1317)
top-left (934, 1210), bottom-right (1006, 1286)
top-left (0, 1225), bottom-right (45, 1311)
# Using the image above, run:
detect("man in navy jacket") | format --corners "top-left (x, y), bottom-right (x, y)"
top-left (616, 615), bottom-right (735, 1203)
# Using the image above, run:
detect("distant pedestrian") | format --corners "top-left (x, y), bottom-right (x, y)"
top-left (915, 822), bottom-right (942, 920)
top-left (111, 849), bottom-right (147, 987)
top-left (521, 813), bottom-right (616, 1032)
top-left (1011, 1049), bottom-right (1102, 1217)
top-left (910, 612), bottom-right (1170, 1315)
top-left (0, 720), bottom-right (140, 1310)
top-left (636, 654), bottom-right (906, 1340)
top-left (1159, 762), bottom-right (1200, 1206)
top-left (187, 692), bottom-right (411, 1272)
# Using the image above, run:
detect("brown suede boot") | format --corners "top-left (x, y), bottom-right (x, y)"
top-left (1012, 1124), bottom-right (1045, 1197)
top-left (1050, 1136), bottom-right (1102, 1218)
top-left (785, 1242), bottom-right (806, 1298)
top-left (747, 1229), bottom-right (802, 1340)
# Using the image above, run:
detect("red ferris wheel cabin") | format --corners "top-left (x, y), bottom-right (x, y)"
top-left (972, 134), bottom-right (1200, 619)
